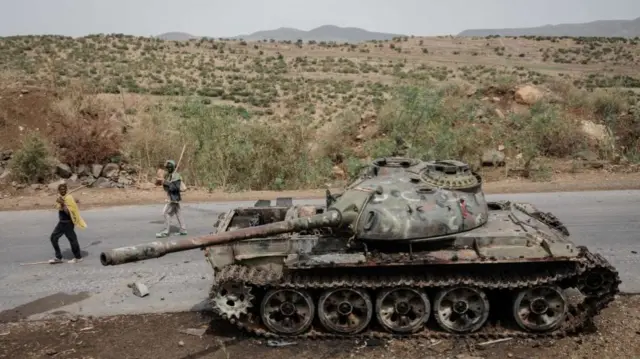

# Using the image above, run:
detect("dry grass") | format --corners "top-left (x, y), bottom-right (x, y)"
top-left (1, 34), bottom-right (640, 189)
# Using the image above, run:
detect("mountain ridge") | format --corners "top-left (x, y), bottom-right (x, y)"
top-left (458, 16), bottom-right (640, 37)
top-left (157, 25), bottom-right (404, 42)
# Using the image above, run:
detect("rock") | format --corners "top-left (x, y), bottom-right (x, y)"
top-left (44, 348), bottom-right (57, 356)
top-left (82, 175), bottom-right (96, 186)
top-left (76, 164), bottom-right (90, 177)
top-left (122, 163), bottom-right (140, 175)
top-left (91, 164), bottom-right (103, 178)
top-left (514, 85), bottom-right (544, 105)
top-left (30, 184), bottom-right (42, 191)
top-left (0, 169), bottom-right (10, 182)
top-left (69, 173), bottom-right (78, 183)
top-left (93, 177), bottom-right (112, 189)
top-left (573, 150), bottom-right (598, 161)
top-left (131, 282), bottom-right (149, 297)
top-left (494, 108), bottom-right (505, 119)
top-left (55, 163), bottom-right (73, 179)
top-left (482, 149), bottom-right (505, 166)
top-left (101, 163), bottom-right (119, 178)
top-left (0, 150), bottom-right (11, 161)
top-left (117, 171), bottom-right (133, 185)
top-left (581, 120), bottom-right (611, 143)
top-left (12, 181), bottom-right (26, 189)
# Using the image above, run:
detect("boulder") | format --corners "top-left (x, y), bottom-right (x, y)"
top-left (56, 163), bottom-right (73, 179)
top-left (514, 85), bottom-right (543, 105)
top-left (101, 163), bottom-right (119, 178)
top-left (76, 164), bottom-right (90, 177)
top-left (91, 164), bottom-right (104, 178)
top-left (0, 150), bottom-right (11, 161)
top-left (581, 120), bottom-right (612, 143)
top-left (0, 168), bottom-right (9, 182)
top-left (94, 177), bottom-right (112, 189)
top-left (482, 149), bottom-right (506, 167)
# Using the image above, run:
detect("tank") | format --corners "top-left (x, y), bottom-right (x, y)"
top-left (100, 157), bottom-right (620, 340)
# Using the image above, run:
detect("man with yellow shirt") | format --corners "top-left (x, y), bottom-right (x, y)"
top-left (48, 183), bottom-right (86, 264)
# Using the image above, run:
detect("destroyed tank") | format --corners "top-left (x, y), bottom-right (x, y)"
top-left (100, 157), bottom-right (620, 340)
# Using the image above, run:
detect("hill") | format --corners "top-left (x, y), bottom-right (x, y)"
top-left (233, 25), bottom-right (404, 42)
top-left (156, 32), bottom-right (198, 41)
top-left (1, 32), bottom-right (639, 195)
top-left (458, 16), bottom-right (640, 37)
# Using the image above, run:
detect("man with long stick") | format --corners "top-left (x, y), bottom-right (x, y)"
top-left (48, 183), bottom-right (87, 264)
top-left (156, 159), bottom-right (187, 238)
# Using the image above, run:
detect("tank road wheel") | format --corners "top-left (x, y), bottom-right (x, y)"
top-left (375, 287), bottom-right (431, 334)
top-left (433, 286), bottom-right (490, 334)
top-left (209, 282), bottom-right (254, 320)
top-left (318, 288), bottom-right (373, 335)
top-left (260, 288), bottom-right (315, 335)
top-left (512, 285), bottom-right (567, 332)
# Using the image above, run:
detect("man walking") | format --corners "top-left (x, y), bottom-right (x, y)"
top-left (49, 183), bottom-right (85, 264)
top-left (156, 159), bottom-right (187, 238)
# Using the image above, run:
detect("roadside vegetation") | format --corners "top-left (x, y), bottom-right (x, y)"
top-left (1, 34), bottom-right (639, 191)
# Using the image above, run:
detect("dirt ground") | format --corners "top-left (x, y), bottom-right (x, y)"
top-left (2, 169), bottom-right (640, 212)
top-left (0, 295), bottom-right (638, 359)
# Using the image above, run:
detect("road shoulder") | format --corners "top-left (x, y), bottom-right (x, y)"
top-left (2, 171), bottom-right (640, 211)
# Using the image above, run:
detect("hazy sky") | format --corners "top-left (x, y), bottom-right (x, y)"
top-left (1, 0), bottom-right (639, 37)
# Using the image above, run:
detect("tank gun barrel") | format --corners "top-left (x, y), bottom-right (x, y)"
top-left (100, 208), bottom-right (349, 266)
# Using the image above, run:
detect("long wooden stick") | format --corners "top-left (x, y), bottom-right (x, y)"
top-left (175, 144), bottom-right (187, 172)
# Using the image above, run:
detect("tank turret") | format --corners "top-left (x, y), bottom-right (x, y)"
top-left (100, 159), bottom-right (487, 265)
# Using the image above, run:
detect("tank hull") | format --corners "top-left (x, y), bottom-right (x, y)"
top-left (204, 200), bottom-right (620, 340)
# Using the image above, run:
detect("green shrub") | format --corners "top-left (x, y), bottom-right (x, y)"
top-left (9, 133), bottom-right (54, 183)
top-left (366, 85), bottom-right (489, 165)
top-left (133, 98), bottom-right (332, 191)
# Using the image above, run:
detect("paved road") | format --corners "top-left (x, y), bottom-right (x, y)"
top-left (1, 190), bottom-right (639, 321)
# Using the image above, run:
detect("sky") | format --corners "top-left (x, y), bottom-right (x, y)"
top-left (0, 0), bottom-right (639, 38)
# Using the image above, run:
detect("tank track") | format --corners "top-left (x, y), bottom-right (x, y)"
top-left (209, 246), bottom-right (620, 341)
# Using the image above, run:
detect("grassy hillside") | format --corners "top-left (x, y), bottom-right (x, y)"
top-left (459, 17), bottom-right (640, 37)
top-left (0, 33), bottom-right (639, 191)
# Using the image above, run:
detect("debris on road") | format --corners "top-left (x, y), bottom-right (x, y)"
top-left (266, 339), bottom-right (297, 347)
top-left (130, 282), bottom-right (149, 297)
top-left (477, 338), bottom-right (513, 347)
top-left (178, 327), bottom-right (208, 337)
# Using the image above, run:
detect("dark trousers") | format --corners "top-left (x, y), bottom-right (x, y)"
top-left (50, 221), bottom-right (81, 260)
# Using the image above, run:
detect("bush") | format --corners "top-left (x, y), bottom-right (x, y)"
top-left (47, 85), bottom-right (123, 166)
top-left (124, 106), bottom-right (184, 181)
top-left (179, 99), bottom-right (331, 190)
top-left (128, 98), bottom-right (331, 191)
top-left (9, 132), bottom-right (54, 183)
top-left (367, 85), bottom-right (490, 165)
